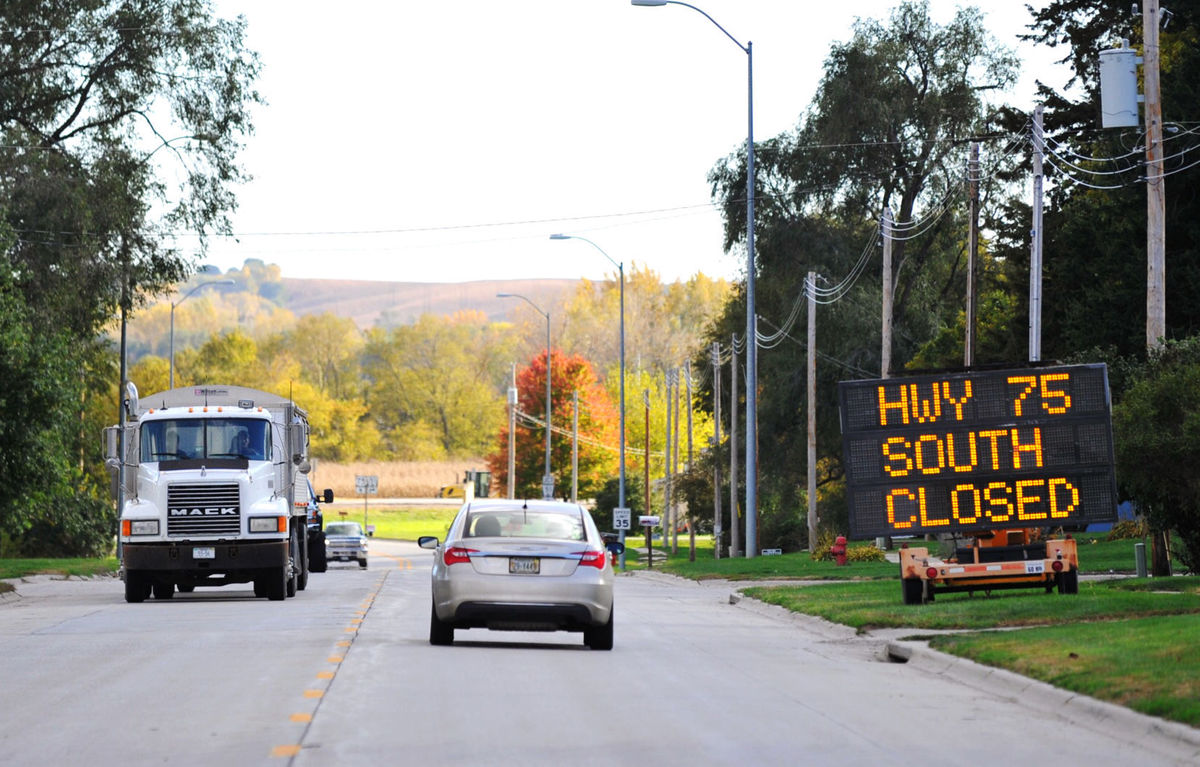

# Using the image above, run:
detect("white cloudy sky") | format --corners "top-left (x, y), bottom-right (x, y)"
top-left (198, 0), bottom-right (1065, 285)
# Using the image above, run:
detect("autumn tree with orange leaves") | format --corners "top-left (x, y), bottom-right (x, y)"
top-left (487, 348), bottom-right (618, 500)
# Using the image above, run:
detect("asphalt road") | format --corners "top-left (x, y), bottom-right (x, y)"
top-left (1, 539), bottom-right (1196, 766)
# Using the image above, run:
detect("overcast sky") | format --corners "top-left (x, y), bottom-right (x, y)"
top-left (199, 0), bottom-right (1062, 286)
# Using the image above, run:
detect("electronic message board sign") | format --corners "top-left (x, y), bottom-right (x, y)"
top-left (838, 364), bottom-right (1118, 539)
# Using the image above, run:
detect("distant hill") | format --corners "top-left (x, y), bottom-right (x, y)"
top-left (277, 277), bottom-right (580, 328)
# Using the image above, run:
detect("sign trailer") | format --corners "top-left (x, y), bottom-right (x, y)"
top-left (838, 363), bottom-right (1118, 603)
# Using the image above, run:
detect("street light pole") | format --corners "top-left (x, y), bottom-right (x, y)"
top-left (170, 279), bottom-right (234, 388)
top-left (498, 293), bottom-right (554, 499)
top-left (631, 0), bottom-right (757, 556)
top-left (551, 233), bottom-right (627, 568)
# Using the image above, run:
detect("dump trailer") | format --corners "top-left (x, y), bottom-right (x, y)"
top-left (898, 528), bottom-right (1079, 604)
top-left (107, 385), bottom-right (317, 602)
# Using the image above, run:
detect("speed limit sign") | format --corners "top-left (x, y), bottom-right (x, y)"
top-left (613, 507), bottom-right (631, 531)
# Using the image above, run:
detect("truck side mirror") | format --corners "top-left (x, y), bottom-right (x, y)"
top-left (322, 489), bottom-right (334, 504)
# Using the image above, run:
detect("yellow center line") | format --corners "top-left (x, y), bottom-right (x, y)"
top-left (272, 572), bottom-right (390, 761)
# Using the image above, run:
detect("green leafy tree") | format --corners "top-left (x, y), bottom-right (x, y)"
top-left (995, 1), bottom-right (1200, 359)
top-left (1112, 336), bottom-right (1200, 574)
top-left (703, 0), bottom-right (1018, 545)
top-left (364, 312), bottom-right (514, 459)
top-left (0, 1), bottom-right (261, 554)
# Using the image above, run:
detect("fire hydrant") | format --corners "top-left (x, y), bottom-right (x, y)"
top-left (830, 535), bottom-right (848, 566)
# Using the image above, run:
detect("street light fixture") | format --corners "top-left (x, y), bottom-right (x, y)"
top-left (497, 292), bottom-right (554, 500)
top-left (632, 0), bottom-right (759, 557)
top-left (551, 233), bottom-right (627, 569)
top-left (170, 278), bottom-right (235, 388)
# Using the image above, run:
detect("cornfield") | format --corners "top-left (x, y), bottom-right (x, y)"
top-left (307, 459), bottom-right (489, 498)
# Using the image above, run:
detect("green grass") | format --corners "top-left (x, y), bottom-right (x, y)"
top-left (1075, 533), bottom-right (1187, 573)
top-left (928, 613), bottom-right (1200, 726)
top-left (327, 505), bottom-right (458, 541)
top-left (743, 576), bottom-right (1200, 632)
top-left (631, 538), bottom-right (896, 580)
top-left (0, 557), bottom-right (118, 582)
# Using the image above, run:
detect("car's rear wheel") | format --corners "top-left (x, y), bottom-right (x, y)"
top-left (585, 609), bottom-right (614, 650)
top-left (429, 602), bottom-right (454, 646)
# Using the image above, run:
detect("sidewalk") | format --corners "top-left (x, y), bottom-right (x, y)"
top-left (628, 568), bottom-right (1200, 763)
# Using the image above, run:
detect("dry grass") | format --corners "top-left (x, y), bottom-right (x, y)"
top-left (308, 459), bottom-right (489, 498)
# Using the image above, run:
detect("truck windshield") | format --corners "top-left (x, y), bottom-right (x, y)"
top-left (140, 418), bottom-right (271, 462)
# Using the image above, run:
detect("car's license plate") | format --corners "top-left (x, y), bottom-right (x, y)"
top-left (509, 557), bottom-right (540, 574)
top-left (193, 547), bottom-right (216, 560)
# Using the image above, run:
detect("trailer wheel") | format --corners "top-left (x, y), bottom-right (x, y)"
top-left (124, 572), bottom-right (151, 603)
top-left (152, 581), bottom-right (174, 600)
top-left (902, 578), bottom-right (923, 605)
top-left (1057, 568), bottom-right (1079, 595)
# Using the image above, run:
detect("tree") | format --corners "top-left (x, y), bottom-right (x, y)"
top-left (1112, 336), bottom-right (1200, 575)
top-left (364, 313), bottom-right (514, 459)
top-left (703, 0), bottom-right (1018, 544)
top-left (0, 1), bottom-right (261, 554)
top-left (997, 1), bottom-right (1200, 360)
top-left (487, 349), bottom-right (618, 501)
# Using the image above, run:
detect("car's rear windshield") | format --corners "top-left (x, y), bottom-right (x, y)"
top-left (465, 510), bottom-right (584, 541)
top-left (325, 523), bottom-right (361, 536)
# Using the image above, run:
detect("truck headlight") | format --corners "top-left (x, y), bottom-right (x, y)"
top-left (249, 516), bottom-right (286, 533)
top-left (127, 520), bottom-right (159, 536)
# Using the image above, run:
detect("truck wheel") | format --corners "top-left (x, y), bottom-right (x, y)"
top-left (309, 532), bottom-right (327, 573)
top-left (152, 581), bottom-right (174, 600)
top-left (1058, 568), bottom-right (1079, 595)
top-left (359, 558), bottom-right (368, 569)
top-left (429, 602), bottom-right (454, 645)
top-left (124, 572), bottom-right (151, 603)
top-left (297, 530), bottom-right (309, 591)
top-left (265, 565), bottom-right (288, 601)
top-left (286, 531), bottom-right (299, 598)
top-left (901, 578), bottom-right (923, 605)
top-left (177, 584), bottom-right (195, 593)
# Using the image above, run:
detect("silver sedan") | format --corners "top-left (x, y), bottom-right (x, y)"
top-left (418, 499), bottom-right (624, 650)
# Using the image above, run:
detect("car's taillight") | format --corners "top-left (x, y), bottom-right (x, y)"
top-left (576, 549), bottom-right (607, 570)
top-left (444, 547), bottom-right (477, 566)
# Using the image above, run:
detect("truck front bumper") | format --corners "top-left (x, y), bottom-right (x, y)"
top-left (122, 540), bottom-right (287, 572)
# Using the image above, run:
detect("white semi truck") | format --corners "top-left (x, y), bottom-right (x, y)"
top-left (107, 385), bottom-right (326, 602)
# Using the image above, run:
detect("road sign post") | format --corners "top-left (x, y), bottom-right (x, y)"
top-left (355, 474), bottom-right (378, 530)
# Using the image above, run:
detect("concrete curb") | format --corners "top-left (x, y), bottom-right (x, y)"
top-left (888, 639), bottom-right (1200, 763)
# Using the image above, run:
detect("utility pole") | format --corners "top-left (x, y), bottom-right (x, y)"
top-left (643, 388), bottom-right (652, 567)
top-left (685, 365), bottom-right (695, 562)
top-left (664, 370), bottom-right (674, 554)
top-left (1144, 0), bottom-right (1170, 577)
top-left (729, 336), bottom-right (740, 558)
top-left (807, 272), bottom-right (818, 552)
top-left (507, 363), bottom-right (516, 498)
top-left (965, 142), bottom-right (980, 368)
top-left (881, 208), bottom-right (893, 378)
top-left (1031, 105), bottom-right (1045, 361)
top-left (1145, 0), bottom-right (1165, 350)
top-left (672, 368), bottom-right (681, 555)
top-left (711, 343), bottom-right (722, 560)
top-left (571, 390), bottom-right (579, 503)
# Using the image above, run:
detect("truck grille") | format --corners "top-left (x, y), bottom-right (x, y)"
top-left (167, 483), bottom-right (241, 537)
